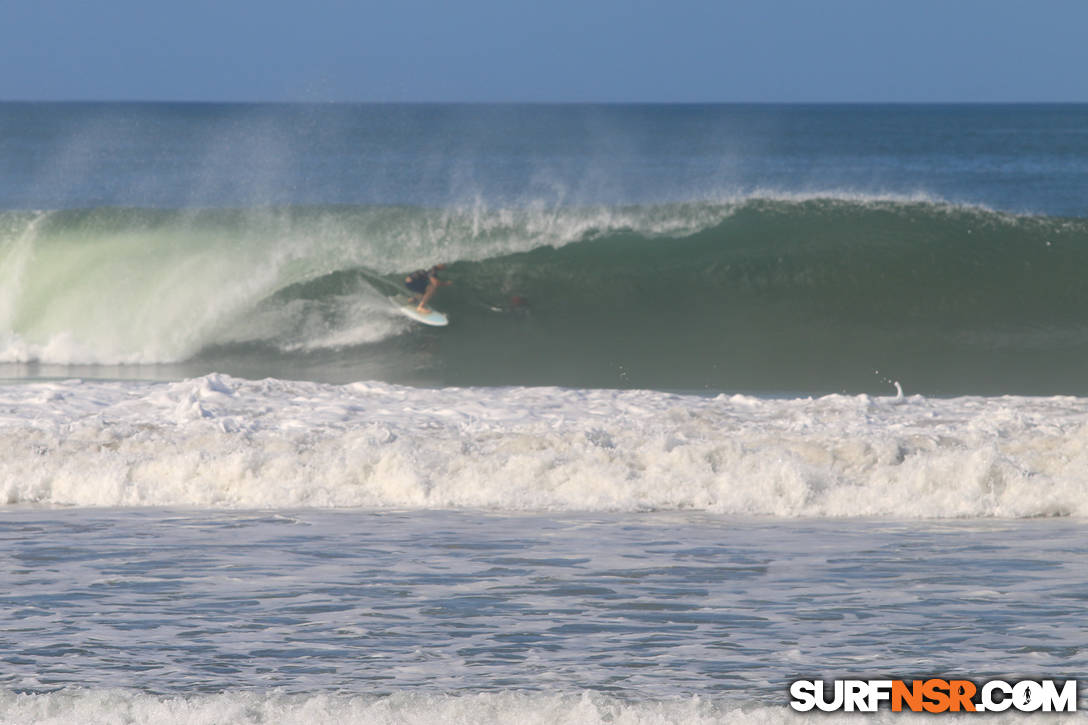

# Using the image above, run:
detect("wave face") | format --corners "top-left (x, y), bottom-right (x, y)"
top-left (2, 197), bottom-right (1086, 394)
top-left (3, 374), bottom-right (1086, 516)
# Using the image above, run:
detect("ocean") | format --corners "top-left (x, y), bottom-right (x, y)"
top-left (1, 102), bottom-right (1087, 723)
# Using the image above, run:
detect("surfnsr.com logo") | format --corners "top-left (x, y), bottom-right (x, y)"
top-left (789, 679), bottom-right (1077, 713)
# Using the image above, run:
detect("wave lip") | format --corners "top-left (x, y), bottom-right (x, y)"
top-left (1, 374), bottom-right (1085, 517)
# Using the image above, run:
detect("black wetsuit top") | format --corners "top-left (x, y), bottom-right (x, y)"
top-left (405, 266), bottom-right (440, 294)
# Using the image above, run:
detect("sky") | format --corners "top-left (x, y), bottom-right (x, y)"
top-left (3, 0), bottom-right (1087, 103)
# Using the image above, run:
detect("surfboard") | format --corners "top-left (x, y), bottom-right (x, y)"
top-left (388, 296), bottom-right (449, 326)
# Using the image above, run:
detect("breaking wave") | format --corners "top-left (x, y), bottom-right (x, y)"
top-left (2, 195), bottom-right (1086, 394)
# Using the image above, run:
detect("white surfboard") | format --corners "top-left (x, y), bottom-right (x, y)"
top-left (388, 296), bottom-right (449, 326)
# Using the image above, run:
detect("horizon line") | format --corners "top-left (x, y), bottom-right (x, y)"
top-left (3, 98), bottom-right (1088, 106)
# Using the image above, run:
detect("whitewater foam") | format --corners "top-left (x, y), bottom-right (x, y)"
top-left (4, 688), bottom-right (1084, 725)
top-left (2, 374), bottom-right (1085, 516)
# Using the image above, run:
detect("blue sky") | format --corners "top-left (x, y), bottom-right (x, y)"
top-left (4, 0), bottom-right (1087, 102)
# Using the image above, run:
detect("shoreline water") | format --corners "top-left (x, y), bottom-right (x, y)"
top-left (2, 509), bottom-right (1084, 692)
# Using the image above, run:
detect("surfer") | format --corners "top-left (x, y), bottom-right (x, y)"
top-left (404, 264), bottom-right (451, 314)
